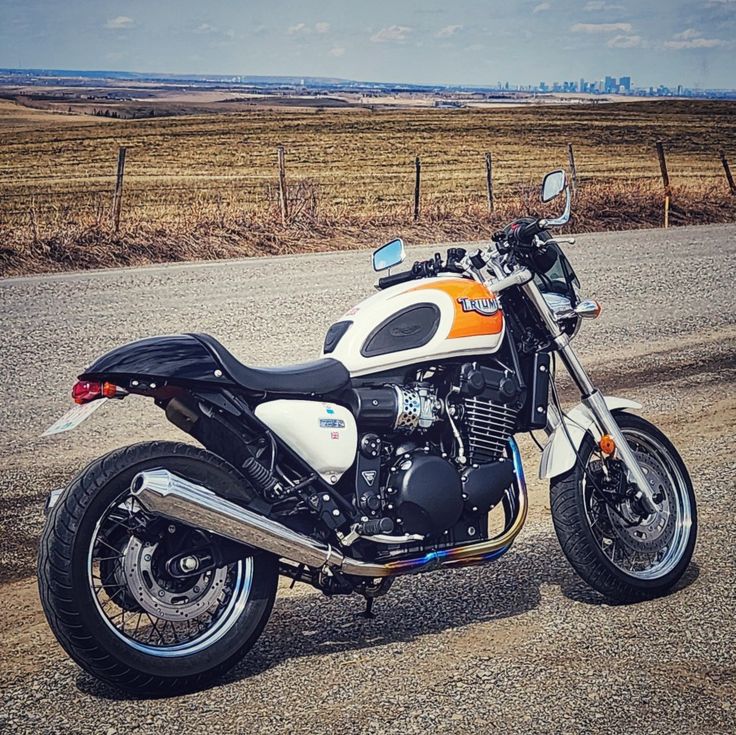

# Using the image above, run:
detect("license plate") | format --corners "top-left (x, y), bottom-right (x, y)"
top-left (42, 399), bottom-right (108, 436)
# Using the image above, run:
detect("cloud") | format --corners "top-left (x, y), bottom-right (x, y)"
top-left (194, 23), bottom-right (217, 34)
top-left (370, 25), bottom-right (412, 43)
top-left (104, 16), bottom-right (135, 30)
top-left (435, 24), bottom-right (463, 37)
top-left (288, 21), bottom-right (330, 36)
top-left (329, 45), bottom-right (346, 57)
top-left (673, 28), bottom-right (701, 40)
top-left (664, 36), bottom-right (726, 48)
top-left (607, 34), bottom-right (643, 48)
top-left (584, 1), bottom-right (625, 10)
top-left (571, 21), bottom-right (632, 32)
top-left (664, 27), bottom-right (728, 49)
top-left (533, 2), bottom-right (552, 13)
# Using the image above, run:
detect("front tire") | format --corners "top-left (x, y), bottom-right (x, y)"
top-left (550, 413), bottom-right (697, 602)
top-left (38, 441), bottom-right (278, 695)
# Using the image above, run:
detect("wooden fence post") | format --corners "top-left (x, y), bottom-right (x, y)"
top-left (484, 153), bottom-right (494, 213)
top-left (413, 156), bottom-right (421, 222)
top-left (111, 146), bottom-right (127, 233)
top-left (720, 149), bottom-right (736, 195)
top-left (277, 144), bottom-right (289, 226)
top-left (655, 141), bottom-right (671, 228)
top-left (567, 143), bottom-right (578, 194)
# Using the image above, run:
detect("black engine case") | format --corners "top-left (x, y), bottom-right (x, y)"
top-left (461, 459), bottom-right (515, 513)
top-left (388, 451), bottom-right (464, 537)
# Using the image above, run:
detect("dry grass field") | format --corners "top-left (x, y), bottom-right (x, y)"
top-left (0, 98), bottom-right (734, 275)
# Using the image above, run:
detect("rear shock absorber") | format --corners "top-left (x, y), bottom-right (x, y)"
top-left (241, 455), bottom-right (281, 498)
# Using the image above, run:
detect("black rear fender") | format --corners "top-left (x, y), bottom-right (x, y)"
top-left (80, 334), bottom-right (236, 389)
top-left (80, 334), bottom-right (259, 468)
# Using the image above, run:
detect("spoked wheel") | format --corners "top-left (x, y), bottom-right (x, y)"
top-left (550, 413), bottom-right (697, 601)
top-left (89, 493), bottom-right (253, 655)
top-left (39, 442), bottom-right (278, 695)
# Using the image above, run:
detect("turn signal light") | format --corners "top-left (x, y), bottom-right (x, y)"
top-left (599, 434), bottom-right (616, 455)
top-left (72, 380), bottom-right (120, 404)
top-left (575, 299), bottom-right (602, 320)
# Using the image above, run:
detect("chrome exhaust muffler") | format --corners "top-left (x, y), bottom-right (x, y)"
top-left (131, 469), bottom-right (344, 570)
top-left (131, 469), bottom-right (527, 578)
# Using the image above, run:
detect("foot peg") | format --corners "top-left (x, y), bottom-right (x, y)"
top-left (357, 517), bottom-right (393, 536)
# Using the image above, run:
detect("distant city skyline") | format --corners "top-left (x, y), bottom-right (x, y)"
top-left (1, 1), bottom-right (734, 90)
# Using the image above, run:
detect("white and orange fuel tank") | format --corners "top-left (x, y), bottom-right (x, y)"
top-left (322, 275), bottom-right (505, 376)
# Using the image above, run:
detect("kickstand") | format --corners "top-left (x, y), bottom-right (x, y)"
top-left (361, 597), bottom-right (376, 619)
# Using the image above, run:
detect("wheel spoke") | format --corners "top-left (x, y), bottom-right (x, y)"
top-left (88, 488), bottom-right (251, 655)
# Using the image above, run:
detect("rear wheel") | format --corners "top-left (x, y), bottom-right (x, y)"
top-left (550, 413), bottom-right (696, 602)
top-left (38, 441), bottom-right (278, 695)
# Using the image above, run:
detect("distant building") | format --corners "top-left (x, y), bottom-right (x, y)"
top-left (433, 100), bottom-right (465, 108)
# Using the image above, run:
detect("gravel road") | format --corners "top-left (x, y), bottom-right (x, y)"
top-left (1, 224), bottom-right (735, 734)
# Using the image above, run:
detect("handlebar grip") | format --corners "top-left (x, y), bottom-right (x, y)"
top-left (515, 218), bottom-right (547, 243)
top-left (377, 270), bottom-right (417, 289)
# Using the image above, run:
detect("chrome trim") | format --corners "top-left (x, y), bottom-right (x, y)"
top-left (592, 427), bottom-right (693, 580)
top-left (87, 486), bottom-right (253, 657)
top-left (581, 391), bottom-right (658, 513)
top-left (546, 184), bottom-right (571, 227)
top-left (132, 465), bottom-right (529, 579)
top-left (484, 267), bottom-right (533, 295)
top-left (132, 470), bottom-right (341, 570)
top-left (520, 278), bottom-right (657, 512)
top-left (574, 299), bottom-right (601, 319)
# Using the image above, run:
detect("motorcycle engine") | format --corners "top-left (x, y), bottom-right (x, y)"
top-left (352, 365), bottom-right (523, 539)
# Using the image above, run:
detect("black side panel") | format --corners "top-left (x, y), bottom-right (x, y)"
top-left (80, 334), bottom-right (230, 386)
top-left (361, 304), bottom-right (441, 358)
top-left (323, 321), bottom-right (352, 354)
top-left (527, 352), bottom-right (551, 429)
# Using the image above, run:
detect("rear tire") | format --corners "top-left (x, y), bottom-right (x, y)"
top-left (550, 413), bottom-right (697, 602)
top-left (38, 441), bottom-right (278, 695)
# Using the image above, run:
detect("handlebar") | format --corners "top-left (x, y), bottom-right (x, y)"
top-left (377, 269), bottom-right (419, 289)
top-left (377, 248), bottom-right (466, 290)
top-left (513, 218), bottom-right (548, 244)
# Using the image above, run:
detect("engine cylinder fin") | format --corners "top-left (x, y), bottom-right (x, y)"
top-left (462, 396), bottom-right (517, 465)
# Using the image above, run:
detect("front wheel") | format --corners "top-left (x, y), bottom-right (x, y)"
top-left (38, 441), bottom-right (278, 695)
top-left (550, 413), bottom-right (697, 602)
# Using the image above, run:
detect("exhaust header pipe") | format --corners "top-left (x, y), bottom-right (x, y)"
top-left (131, 469), bottom-right (527, 578)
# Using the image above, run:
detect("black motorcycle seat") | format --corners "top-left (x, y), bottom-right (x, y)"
top-left (190, 333), bottom-right (351, 396)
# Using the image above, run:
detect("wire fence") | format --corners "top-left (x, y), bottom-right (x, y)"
top-left (1, 142), bottom-right (734, 229)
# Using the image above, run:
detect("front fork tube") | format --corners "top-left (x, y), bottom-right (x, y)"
top-left (520, 279), bottom-right (659, 514)
top-left (556, 338), bottom-right (659, 514)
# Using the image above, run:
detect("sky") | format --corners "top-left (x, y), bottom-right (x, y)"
top-left (0, 1), bottom-right (734, 89)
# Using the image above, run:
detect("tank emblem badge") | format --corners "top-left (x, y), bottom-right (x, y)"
top-left (361, 470), bottom-right (377, 486)
top-left (320, 418), bottom-right (346, 429)
top-left (330, 431), bottom-right (340, 440)
top-left (457, 296), bottom-right (499, 316)
top-left (390, 323), bottom-right (422, 337)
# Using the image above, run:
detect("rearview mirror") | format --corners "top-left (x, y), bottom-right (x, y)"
top-left (372, 238), bottom-right (405, 272)
top-left (541, 169), bottom-right (567, 203)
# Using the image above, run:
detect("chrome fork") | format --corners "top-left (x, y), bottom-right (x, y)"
top-left (521, 280), bottom-right (659, 514)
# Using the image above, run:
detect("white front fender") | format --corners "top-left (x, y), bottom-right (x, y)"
top-left (538, 396), bottom-right (642, 480)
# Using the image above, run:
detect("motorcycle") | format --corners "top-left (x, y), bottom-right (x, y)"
top-left (39, 169), bottom-right (696, 694)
